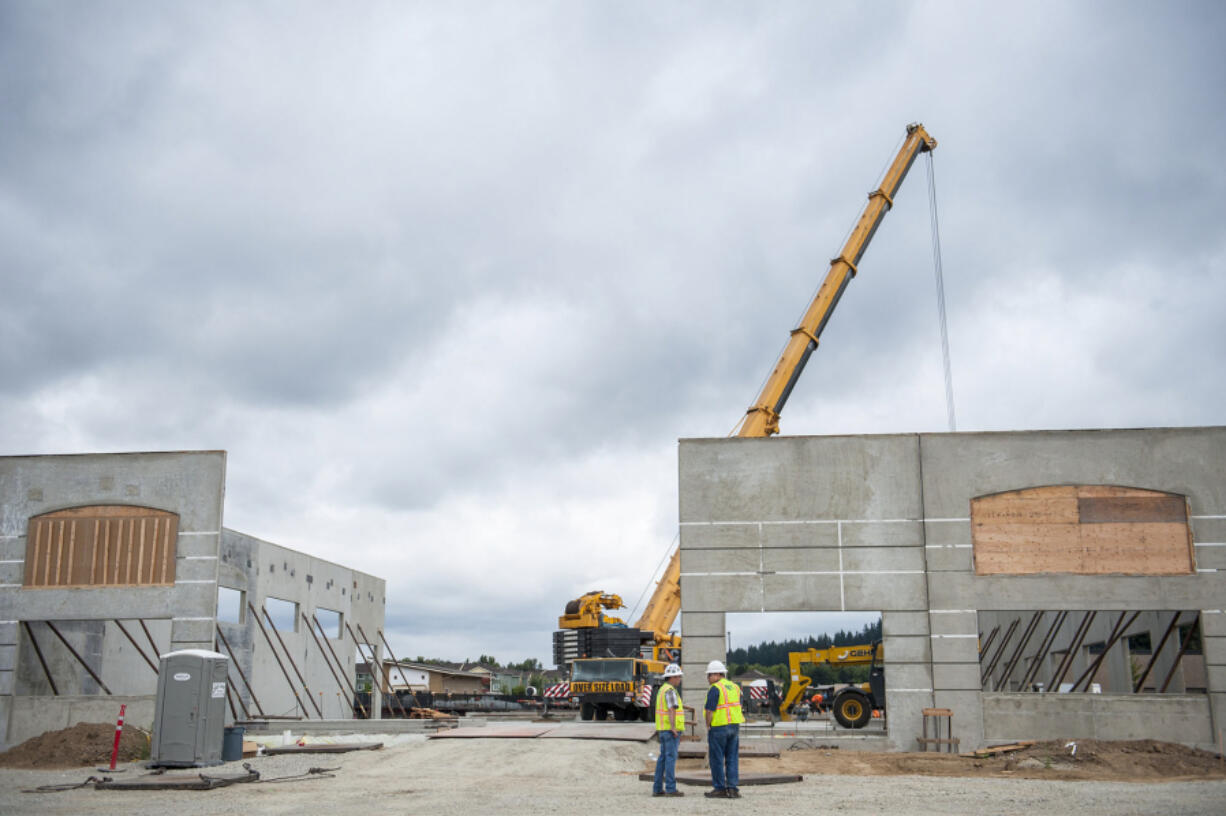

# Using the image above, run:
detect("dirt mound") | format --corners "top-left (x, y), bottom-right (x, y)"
top-left (0, 722), bottom-right (150, 769)
top-left (999, 739), bottom-right (1226, 780)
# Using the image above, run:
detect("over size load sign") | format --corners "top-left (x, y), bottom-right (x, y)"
top-left (570, 681), bottom-right (633, 693)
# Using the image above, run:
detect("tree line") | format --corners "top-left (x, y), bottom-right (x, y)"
top-left (726, 619), bottom-right (883, 686)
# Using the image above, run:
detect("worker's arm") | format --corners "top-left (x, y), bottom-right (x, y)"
top-left (704, 685), bottom-right (718, 727)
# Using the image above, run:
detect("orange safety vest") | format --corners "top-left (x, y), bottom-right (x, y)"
top-left (655, 683), bottom-right (684, 731)
top-left (709, 678), bottom-right (744, 726)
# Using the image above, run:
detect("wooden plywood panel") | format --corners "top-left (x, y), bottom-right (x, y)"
top-left (1078, 496), bottom-right (1186, 524)
top-left (22, 505), bottom-right (179, 588)
top-left (972, 486), bottom-right (1193, 576)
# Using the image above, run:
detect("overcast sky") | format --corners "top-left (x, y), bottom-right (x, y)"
top-left (2, 2), bottom-right (1223, 667)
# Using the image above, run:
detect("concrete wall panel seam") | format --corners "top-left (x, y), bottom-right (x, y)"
top-left (681, 571), bottom-right (759, 577)
top-left (779, 570), bottom-right (925, 575)
top-left (682, 518), bottom-right (922, 526)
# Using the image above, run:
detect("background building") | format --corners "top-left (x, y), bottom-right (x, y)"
top-left (0, 451), bottom-right (385, 749)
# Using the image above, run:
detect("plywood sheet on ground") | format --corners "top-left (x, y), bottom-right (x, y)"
top-left (678, 744), bottom-right (780, 758)
top-left (541, 723), bottom-right (656, 741)
top-left (638, 772), bottom-right (803, 786)
top-left (430, 726), bottom-right (554, 739)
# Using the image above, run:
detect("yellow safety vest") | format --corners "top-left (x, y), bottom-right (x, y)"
top-left (655, 683), bottom-right (684, 731)
top-left (709, 678), bottom-right (744, 726)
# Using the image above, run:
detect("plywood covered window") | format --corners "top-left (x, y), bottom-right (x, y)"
top-left (23, 506), bottom-right (179, 588)
top-left (971, 486), bottom-right (1193, 576)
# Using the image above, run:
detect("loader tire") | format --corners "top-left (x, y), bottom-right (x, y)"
top-left (833, 690), bottom-right (872, 729)
top-left (580, 702), bottom-right (595, 721)
top-left (595, 705), bottom-right (609, 721)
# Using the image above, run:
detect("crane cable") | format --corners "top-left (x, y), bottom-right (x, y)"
top-left (925, 150), bottom-right (957, 432)
top-left (627, 530), bottom-right (679, 623)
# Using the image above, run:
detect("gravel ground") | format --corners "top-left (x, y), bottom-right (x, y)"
top-left (2, 736), bottom-right (1225, 816)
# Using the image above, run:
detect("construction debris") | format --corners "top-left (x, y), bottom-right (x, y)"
top-left (408, 707), bottom-right (454, 719)
top-left (95, 766), bottom-right (260, 791)
top-left (961, 740), bottom-right (1036, 758)
top-left (263, 742), bottom-right (383, 755)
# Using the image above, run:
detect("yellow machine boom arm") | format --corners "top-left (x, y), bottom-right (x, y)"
top-left (558, 591), bottom-right (628, 629)
top-left (633, 548), bottom-right (682, 649)
top-left (779, 642), bottom-right (884, 719)
top-left (735, 123), bottom-right (937, 438)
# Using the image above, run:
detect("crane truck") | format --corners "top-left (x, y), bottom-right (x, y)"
top-left (554, 123), bottom-right (937, 721)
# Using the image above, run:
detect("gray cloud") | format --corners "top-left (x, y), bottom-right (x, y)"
top-left (2, 1), bottom-right (1224, 663)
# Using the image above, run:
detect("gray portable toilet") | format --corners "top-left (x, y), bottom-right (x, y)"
top-left (149, 649), bottom-right (229, 767)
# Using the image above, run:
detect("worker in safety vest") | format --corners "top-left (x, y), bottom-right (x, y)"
top-left (652, 663), bottom-right (685, 797)
top-left (703, 660), bottom-right (744, 799)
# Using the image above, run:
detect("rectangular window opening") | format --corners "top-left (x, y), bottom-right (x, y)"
top-left (977, 610), bottom-right (1206, 694)
top-left (726, 611), bottom-right (884, 728)
top-left (217, 586), bottom-right (244, 624)
top-left (263, 596), bottom-right (298, 633)
top-left (315, 607), bottom-right (343, 639)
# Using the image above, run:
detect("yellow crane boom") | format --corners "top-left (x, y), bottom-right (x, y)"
top-left (559, 123), bottom-right (937, 672)
top-left (735, 123), bottom-right (937, 437)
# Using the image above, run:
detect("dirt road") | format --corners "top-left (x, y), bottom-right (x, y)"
top-left (2, 737), bottom-right (1224, 816)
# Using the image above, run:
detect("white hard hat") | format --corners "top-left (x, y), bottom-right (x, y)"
top-left (706, 660), bottom-right (727, 675)
top-left (663, 663), bottom-right (683, 677)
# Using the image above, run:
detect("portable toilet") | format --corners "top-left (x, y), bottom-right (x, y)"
top-left (149, 649), bottom-right (229, 767)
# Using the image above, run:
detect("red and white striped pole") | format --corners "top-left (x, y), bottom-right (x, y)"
top-left (108, 703), bottom-right (126, 771)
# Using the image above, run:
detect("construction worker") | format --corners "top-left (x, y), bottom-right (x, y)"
top-left (652, 663), bottom-right (685, 797)
top-left (703, 660), bottom-right (744, 799)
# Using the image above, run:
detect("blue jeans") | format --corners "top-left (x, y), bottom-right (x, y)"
top-left (707, 724), bottom-right (739, 791)
top-left (653, 730), bottom-right (680, 794)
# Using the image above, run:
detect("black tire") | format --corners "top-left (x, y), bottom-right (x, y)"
top-left (614, 706), bottom-right (632, 722)
top-left (832, 690), bottom-right (872, 729)
top-left (580, 702), bottom-right (595, 721)
top-left (595, 705), bottom-right (609, 721)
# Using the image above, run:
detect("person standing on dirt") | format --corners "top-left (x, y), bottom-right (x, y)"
top-left (652, 663), bottom-right (686, 798)
top-left (703, 660), bottom-right (744, 799)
